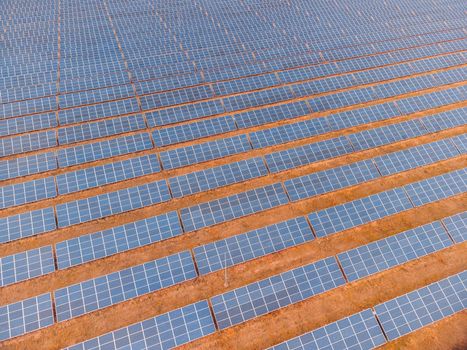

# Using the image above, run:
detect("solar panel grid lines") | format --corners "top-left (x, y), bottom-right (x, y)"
top-left (0, 129), bottom-right (57, 157)
top-left (0, 152), bottom-right (57, 181)
top-left (308, 187), bottom-right (414, 238)
top-left (337, 221), bottom-right (454, 282)
top-left (0, 246), bottom-right (55, 287)
top-left (140, 84), bottom-right (213, 111)
top-left (64, 300), bottom-right (216, 350)
top-left (0, 293), bottom-right (55, 341)
top-left (193, 216), bottom-right (315, 275)
top-left (0, 111), bottom-right (57, 137)
top-left (442, 211), bottom-right (467, 243)
top-left (55, 179), bottom-right (171, 228)
top-left (54, 250), bottom-right (197, 322)
top-left (180, 182), bottom-right (289, 232)
top-left (284, 159), bottom-right (381, 202)
top-left (449, 133), bottom-right (467, 154)
top-left (268, 309), bottom-right (387, 350)
top-left (210, 256), bottom-right (346, 330)
top-left (55, 211), bottom-right (183, 269)
top-left (0, 176), bottom-right (57, 209)
top-left (419, 106), bottom-right (467, 133)
top-left (374, 270), bottom-right (467, 340)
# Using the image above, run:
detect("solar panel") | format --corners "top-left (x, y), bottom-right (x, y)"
top-left (420, 107), bottom-right (467, 133)
top-left (0, 96), bottom-right (57, 119)
top-left (160, 134), bottom-right (251, 170)
top-left (451, 134), bottom-right (467, 154)
top-left (0, 293), bottom-right (54, 341)
top-left (0, 246), bottom-right (55, 287)
top-left (0, 176), bottom-right (56, 209)
top-left (140, 85), bottom-right (213, 110)
top-left (64, 300), bottom-right (216, 350)
top-left (153, 115), bottom-right (237, 147)
top-left (337, 221), bottom-right (453, 282)
top-left (56, 154), bottom-right (160, 195)
top-left (308, 188), bottom-right (414, 238)
top-left (268, 309), bottom-right (386, 350)
top-left (442, 211), bottom-right (467, 243)
top-left (308, 86), bottom-right (375, 112)
top-left (223, 86), bottom-right (295, 112)
top-left (373, 138), bottom-right (461, 176)
top-left (169, 157), bottom-right (268, 198)
top-left (404, 168), bottom-right (467, 207)
top-left (54, 251), bottom-right (197, 322)
top-left (56, 211), bottom-right (183, 269)
top-left (180, 183), bottom-right (289, 232)
top-left (0, 207), bottom-right (56, 244)
top-left (265, 136), bottom-right (354, 173)
top-left (211, 257), bottom-right (346, 330)
top-left (0, 152), bottom-right (57, 181)
top-left (58, 84), bottom-right (135, 109)
top-left (56, 179), bottom-right (171, 227)
top-left (214, 73), bottom-right (279, 96)
top-left (0, 129), bottom-right (56, 157)
top-left (194, 217), bottom-right (314, 275)
top-left (285, 159), bottom-right (381, 202)
top-left (0, 112), bottom-right (57, 137)
top-left (374, 271), bottom-right (466, 340)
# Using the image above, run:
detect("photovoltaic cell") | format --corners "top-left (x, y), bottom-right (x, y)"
top-left (0, 112), bottom-right (57, 137)
top-left (451, 134), bottom-right (467, 154)
top-left (211, 257), bottom-right (346, 329)
top-left (268, 309), bottom-right (386, 350)
top-left (64, 300), bottom-right (216, 350)
top-left (194, 217), bottom-right (314, 275)
top-left (0, 176), bottom-right (56, 209)
top-left (56, 211), bottom-right (183, 269)
top-left (374, 271), bottom-right (466, 340)
top-left (180, 183), bottom-right (289, 232)
top-left (54, 251), bottom-right (197, 322)
top-left (0, 152), bottom-right (57, 181)
top-left (308, 188), bottom-right (413, 237)
top-left (421, 107), bottom-right (467, 133)
top-left (337, 221), bottom-right (453, 282)
top-left (442, 211), bottom-right (467, 243)
top-left (0, 130), bottom-right (56, 157)
top-left (0, 246), bottom-right (55, 287)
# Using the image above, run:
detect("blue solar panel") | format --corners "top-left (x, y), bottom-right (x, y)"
top-left (265, 136), bottom-right (354, 173)
top-left (404, 168), bottom-right (467, 207)
top-left (0, 246), bottom-right (55, 287)
top-left (285, 159), bottom-right (380, 202)
top-left (374, 271), bottom-right (466, 340)
top-left (451, 134), bottom-right (467, 154)
top-left (338, 221), bottom-right (453, 282)
top-left (211, 257), bottom-right (346, 329)
top-left (442, 211), bottom-right (467, 243)
top-left (169, 157), bottom-right (268, 198)
top-left (180, 183), bottom-right (289, 232)
top-left (140, 85), bottom-right (213, 110)
top-left (0, 130), bottom-right (56, 157)
top-left (0, 96), bottom-right (57, 119)
top-left (135, 72), bottom-right (203, 95)
top-left (214, 73), bottom-right (279, 96)
top-left (160, 134), bottom-right (251, 170)
top-left (0, 293), bottom-right (54, 341)
top-left (421, 107), bottom-right (467, 133)
top-left (54, 251), bottom-right (197, 322)
top-left (0, 176), bottom-right (56, 209)
top-left (57, 133), bottom-right (153, 168)
top-left (268, 309), bottom-right (386, 350)
top-left (223, 86), bottom-right (295, 112)
top-left (308, 86), bottom-right (375, 112)
top-left (64, 300), bottom-right (216, 350)
top-left (0, 112), bottom-right (57, 137)
top-left (56, 211), bottom-right (183, 269)
top-left (58, 84), bottom-right (135, 109)
top-left (373, 138), bottom-right (460, 176)
top-left (0, 152), bottom-right (57, 181)
top-left (0, 207), bottom-right (56, 244)
top-left (56, 154), bottom-right (160, 195)
top-left (56, 180), bottom-right (171, 227)
top-left (234, 101), bottom-right (310, 129)
top-left (153, 115), bottom-right (237, 147)
top-left (308, 188), bottom-right (414, 238)
top-left (194, 217), bottom-right (314, 275)
top-left (58, 114), bottom-right (146, 145)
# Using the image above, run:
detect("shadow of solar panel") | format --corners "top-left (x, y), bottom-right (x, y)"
top-left (169, 157), bottom-right (268, 198)
top-left (0, 152), bottom-right (57, 181)
top-left (54, 251), bottom-right (196, 322)
top-left (0, 112), bottom-right (57, 137)
top-left (308, 188), bottom-right (413, 237)
top-left (337, 221), bottom-right (453, 282)
top-left (0, 176), bottom-right (56, 209)
top-left (64, 300), bottom-right (215, 350)
top-left (194, 217), bottom-right (314, 275)
top-left (374, 271), bottom-right (466, 340)
top-left (0, 293), bottom-right (54, 341)
top-left (442, 211), bottom-right (467, 243)
top-left (0, 246), bottom-right (55, 287)
top-left (404, 168), bottom-right (467, 207)
top-left (56, 179), bottom-right (170, 227)
top-left (0, 130), bottom-right (56, 157)
top-left (56, 211), bottom-right (183, 269)
top-left (180, 183), bottom-right (289, 232)
top-left (285, 159), bottom-right (381, 201)
top-left (211, 257), bottom-right (345, 330)
top-left (268, 309), bottom-right (386, 350)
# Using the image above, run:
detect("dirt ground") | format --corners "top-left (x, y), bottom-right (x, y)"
top-left (0, 42), bottom-right (466, 349)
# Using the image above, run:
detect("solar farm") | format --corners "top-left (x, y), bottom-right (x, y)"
top-left (0, 0), bottom-right (466, 348)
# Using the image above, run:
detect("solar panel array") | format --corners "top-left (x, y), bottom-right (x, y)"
top-left (1, 0), bottom-right (466, 347)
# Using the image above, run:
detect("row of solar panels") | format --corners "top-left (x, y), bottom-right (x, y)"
top-left (1, 209), bottom-right (465, 345)
top-left (2, 158), bottom-right (465, 289)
